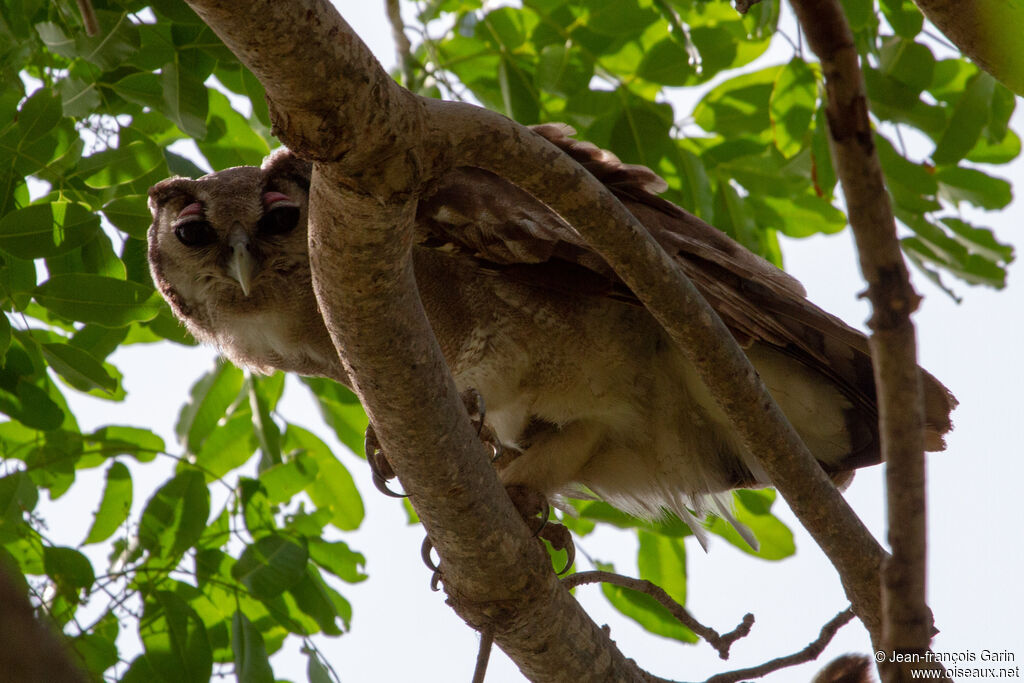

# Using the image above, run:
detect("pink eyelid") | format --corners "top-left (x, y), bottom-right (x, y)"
top-left (177, 202), bottom-right (203, 219)
top-left (263, 191), bottom-right (292, 207)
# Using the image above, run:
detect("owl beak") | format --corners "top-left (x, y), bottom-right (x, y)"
top-left (228, 232), bottom-right (256, 297)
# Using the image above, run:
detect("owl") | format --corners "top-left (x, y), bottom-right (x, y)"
top-left (148, 124), bottom-right (955, 547)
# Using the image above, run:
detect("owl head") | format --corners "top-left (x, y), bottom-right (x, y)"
top-left (148, 150), bottom-right (340, 377)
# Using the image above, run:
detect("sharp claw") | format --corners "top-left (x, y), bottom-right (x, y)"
top-left (557, 539), bottom-right (575, 576)
top-left (430, 570), bottom-right (443, 592)
top-left (372, 471), bottom-right (408, 498)
top-left (365, 426), bottom-right (408, 498)
top-left (421, 535), bottom-right (439, 572)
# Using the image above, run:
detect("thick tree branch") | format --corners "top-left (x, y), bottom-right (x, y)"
top-left (912, 0), bottom-right (1024, 95)
top-left (0, 565), bottom-right (89, 683)
top-left (788, 0), bottom-right (941, 676)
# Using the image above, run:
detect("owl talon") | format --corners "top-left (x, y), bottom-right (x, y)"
top-left (364, 425), bottom-right (408, 498)
top-left (505, 485), bottom-right (575, 574)
top-left (421, 535), bottom-right (439, 572)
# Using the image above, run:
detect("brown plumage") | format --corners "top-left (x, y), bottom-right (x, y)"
top-left (148, 124), bottom-right (955, 546)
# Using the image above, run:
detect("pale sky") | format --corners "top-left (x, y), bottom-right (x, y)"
top-left (50, 3), bottom-right (1024, 681)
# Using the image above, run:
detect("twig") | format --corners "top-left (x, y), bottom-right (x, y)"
top-left (384, 0), bottom-right (417, 89)
top-left (787, 0), bottom-right (940, 666)
top-left (703, 608), bottom-right (856, 683)
top-left (472, 627), bottom-right (494, 683)
top-left (75, 0), bottom-right (99, 35)
top-left (564, 571), bottom-right (754, 659)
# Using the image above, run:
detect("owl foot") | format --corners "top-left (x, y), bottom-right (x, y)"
top-left (363, 426), bottom-right (406, 498)
top-left (506, 485), bottom-right (575, 575)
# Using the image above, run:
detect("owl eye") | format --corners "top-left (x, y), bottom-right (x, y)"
top-left (174, 220), bottom-right (217, 247)
top-left (257, 205), bottom-right (300, 236)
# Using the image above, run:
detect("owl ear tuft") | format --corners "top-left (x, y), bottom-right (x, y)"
top-left (262, 148), bottom-right (312, 189)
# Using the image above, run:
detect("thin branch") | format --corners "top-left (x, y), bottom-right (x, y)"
top-left (472, 627), bottom-right (494, 683)
top-left (564, 571), bottom-right (753, 659)
top-left (787, 0), bottom-right (939, 666)
top-left (75, 0), bottom-right (99, 35)
top-left (384, 0), bottom-right (417, 89)
top-left (704, 608), bottom-right (857, 683)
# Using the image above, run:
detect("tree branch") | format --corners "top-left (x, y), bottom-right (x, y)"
top-left (704, 608), bottom-right (857, 683)
top-left (911, 0), bottom-right (1024, 95)
top-left (563, 570), bottom-right (754, 659)
top-left (787, 0), bottom-right (942, 675)
top-left (0, 565), bottom-right (89, 683)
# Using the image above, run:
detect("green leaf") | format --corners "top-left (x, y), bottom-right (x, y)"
top-left (34, 275), bottom-right (161, 327)
top-left (111, 72), bottom-right (165, 110)
top-left (102, 195), bottom-right (153, 239)
top-left (15, 88), bottom-right (62, 141)
top-left (0, 202), bottom-right (101, 260)
top-left (194, 412), bottom-right (256, 480)
top-left (933, 72), bottom-right (996, 165)
top-left (162, 54), bottom-right (210, 138)
top-left (301, 377), bottom-right (368, 456)
top-left (0, 314), bottom-right (10, 360)
top-left (306, 650), bottom-right (332, 683)
top-left (83, 461), bottom-right (133, 544)
top-left (87, 425), bottom-right (165, 463)
top-left (41, 342), bottom-right (118, 394)
top-left (232, 534), bottom-right (309, 600)
top-left (289, 568), bottom-right (346, 635)
top-left (76, 139), bottom-right (165, 189)
top-left (247, 373), bottom-right (282, 468)
top-left (175, 361), bottom-right (245, 453)
top-left (693, 65), bottom-right (781, 139)
top-left (935, 167), bottom-right (1012, 210)
top-left (308, 539), bottom-right (367, 584)
top-left (232, 611), bottom-right (275, 683)
top-left (0, 378), bottom-right (65, 431)
top-left (284, 425), bottom-right (364, 531)
top-left (637, 530), bottom-right (687, 606)
top-left (879, 0), bottom-right (923, 37)
top-left (879, 37), bottom-right (934, 93)
top-left (138, 470), bottom-right (210, 559)
top-left (0, 470), bottom-right (39, 525)
top-left (941, 217), bottom-right (1014, 264)
top-left (769, 57), bottom-right (817, 157)
top-left (706, 490), bottom-right (795, 559)
top-left (138, 591), bottom-right (213, 683)
top-left (198, 90), bottom-right (270, 168)
top-left (260, 450), bottom-right (319, 504)
top-left (535, 44), bottom-right (593, 96)
top-left (749, 193), bottom-right (847, 237)
top-left (637, 38), bottom-right (692, 87)
top-left (43, 545), bottom-right (95, 595)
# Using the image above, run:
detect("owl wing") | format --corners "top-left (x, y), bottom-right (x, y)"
top-left (416, 124), bottom-right (955, 459)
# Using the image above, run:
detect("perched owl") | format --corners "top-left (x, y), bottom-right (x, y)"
top-left (148, 124), bottom-right (955, 546)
